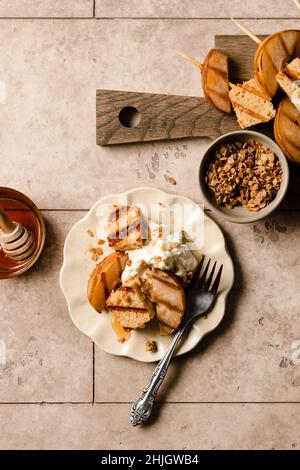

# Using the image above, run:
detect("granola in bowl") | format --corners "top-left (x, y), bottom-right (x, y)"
top-left (205, 140), bottom-right (283, 212)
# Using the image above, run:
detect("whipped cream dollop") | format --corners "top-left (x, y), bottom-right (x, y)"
top-left (121, 224), bottom-right (198, 283)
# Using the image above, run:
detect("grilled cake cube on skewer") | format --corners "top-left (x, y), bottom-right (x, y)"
top-left (229, 77), bottom-right (276, 129)
top-left (230, 19), bottom-right (300, 97)
top-left (276, 58), bottom-right (300, 113)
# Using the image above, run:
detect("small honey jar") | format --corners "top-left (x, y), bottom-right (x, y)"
top-left (0, 187), bottom-right (45, 279)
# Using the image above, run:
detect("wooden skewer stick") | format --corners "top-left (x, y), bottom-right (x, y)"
top-left (176, 51), bottom-right (235, 88)
top-left (294, 0), bottom-right (300, 12)
top-left (176, 51), bottom-right (204, 70)
top-left (231, 18), bottom-right (261, 45)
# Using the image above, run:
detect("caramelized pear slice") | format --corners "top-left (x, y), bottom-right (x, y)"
top-left (87, 251), bottom-right (128, 313)
top-left (254, 30), bottom-right (300, 97)
top-left (275, 96), bottom-right (300, 164)
top-left (201, 48), bottom-right (232, 114)
top-left (141, 268), bottom-right (186, 333)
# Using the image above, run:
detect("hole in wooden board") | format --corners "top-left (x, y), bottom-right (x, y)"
top-left (119, 106), bottom-right (141, 128)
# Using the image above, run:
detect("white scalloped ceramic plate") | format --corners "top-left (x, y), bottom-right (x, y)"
top-left (60, 187), bottom-right (234, 362)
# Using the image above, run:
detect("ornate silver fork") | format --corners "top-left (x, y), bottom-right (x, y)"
top-left (130, 257), bottom-right (223, 426)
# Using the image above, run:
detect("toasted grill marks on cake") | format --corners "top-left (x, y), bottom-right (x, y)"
top-left (229, 78), bottom-right (276, 129)
top-left (236, 83), bottom-right (269, 100)
top-left (276, 58), bottom-right (300, 114)
top-left (140, 268), bottom-right (186, 332)
top-left (108, 221), bottom-right (141, 243)
top-left (108, 205), bottom-right (128, 223)
top-left (150, 273), bottom-right (183, 292)
top-left (107, 204), bottom-right (148, 250)
top-left (106, 276), bottom-right (155, 329)
top-left (230, 102), bottom-right (269, 122)
top-left (254, 30), bottom-right (300, 96)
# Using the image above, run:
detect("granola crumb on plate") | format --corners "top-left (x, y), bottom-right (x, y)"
top-left (145, 338), bottom-right (157, 352)
top-left (89, 246), bottom-right (103, 262)
top-left (164, 175), bottom-right (177, 185)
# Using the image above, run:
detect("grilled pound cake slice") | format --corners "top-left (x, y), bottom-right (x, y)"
top-left (106, 276), bottom-right (155, 329)
top-left (276, 58), bottom-right (300, 113)
top-left (229, 78), bottom-right (276, 129)
top-left (140, 268), bottom-right (186, 334)
top-left (107, 204), bottom-right (148, 251)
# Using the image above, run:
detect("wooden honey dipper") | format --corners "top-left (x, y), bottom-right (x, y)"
top-left (0, 206), bottom-right (35, 262)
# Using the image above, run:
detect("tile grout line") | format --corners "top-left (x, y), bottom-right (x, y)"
top-left (93, 0), bottom-right (96, 18)
top-left (1, 401), bottom-right (300, 405)
top-left (0, 17), bottom-right (94, 20)
top-left (94, 17), bottom-right (300, 20)
top-left (0, 402), bottom-right (92, 405)
top-left (0, 17), bottom-right (298, 20)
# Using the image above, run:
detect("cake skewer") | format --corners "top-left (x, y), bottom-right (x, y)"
top-left (231, 18), bottom-right (300, 97)
top-left (176, 51), bottom-right (235, 87)
top-left (176, 49), bottom-right (232, 113)
top-left (231, 18), bottom-right (261, 44)
top-left (176, 51), bottom-right (204, 70)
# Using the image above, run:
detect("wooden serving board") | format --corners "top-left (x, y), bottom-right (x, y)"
top-left (96, 35), bottom-right (268, 146)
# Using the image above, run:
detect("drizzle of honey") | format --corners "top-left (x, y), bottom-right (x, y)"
top-left (112, 319), bottom-right (131, 343)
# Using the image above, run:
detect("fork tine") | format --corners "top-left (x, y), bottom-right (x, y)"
top-left (198, 258), bottom-right (211, 288)
top-left (190, 256), bottom-right (204, 290)
top-left (204, 260), bottom-right (217, 290)
top-left (210, 264), bottom-right (223, 294)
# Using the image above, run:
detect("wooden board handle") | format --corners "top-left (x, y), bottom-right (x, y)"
top-left (96, 90), bottom-right (239, 146)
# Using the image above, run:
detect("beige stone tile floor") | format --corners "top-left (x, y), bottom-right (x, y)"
top-left (0, 211), bottom-right (93, 402)
top-left (1, 404), bottom-right (300, 450)
top-left (1, 1), bottom-right (300, 450)
top-left (95, 0), bottom-right (300, 18)
top-left (0, 0), bottom-right (93, 17)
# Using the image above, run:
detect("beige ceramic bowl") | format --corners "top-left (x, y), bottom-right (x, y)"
top-left (199, 130), bottom-right (289, 224)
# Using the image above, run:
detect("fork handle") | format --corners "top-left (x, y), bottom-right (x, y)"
top-left (130, 326), bottom-right (186, 426)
